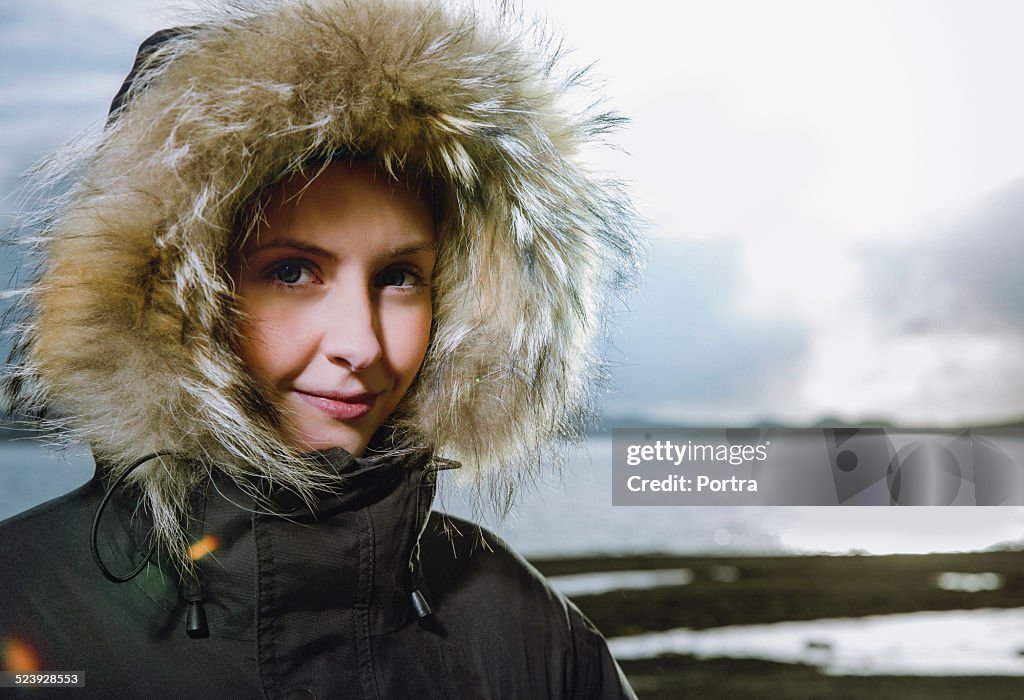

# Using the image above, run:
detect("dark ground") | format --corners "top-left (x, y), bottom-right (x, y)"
top-left (618, 657), bottom-right (1024, 699)
top-left (530, 550), bottom-right (1024, 698)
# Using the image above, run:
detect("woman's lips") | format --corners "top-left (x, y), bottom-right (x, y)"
top-left (295, 390), bottom-right (377, 420)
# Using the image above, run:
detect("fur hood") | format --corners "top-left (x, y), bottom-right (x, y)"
top-left (5, 0), bottom-right (641, 555)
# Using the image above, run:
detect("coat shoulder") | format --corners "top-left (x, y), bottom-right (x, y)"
top-left (418, 512), bottom-right (637, 699)
top-left (420, 512), bottom-right (564, 613)
top-left (0, 479), bottom-right (101, 575)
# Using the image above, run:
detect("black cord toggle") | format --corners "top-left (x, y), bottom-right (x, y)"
top-left (410, 589), bottom-right (432, 619)
top-left (186, 581), bottom-right (209, 638)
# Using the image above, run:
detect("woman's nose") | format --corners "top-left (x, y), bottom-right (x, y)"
top-left (319, 285), bottom-right (383, 372)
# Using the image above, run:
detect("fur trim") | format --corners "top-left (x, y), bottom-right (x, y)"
top-left (5, 0), bottom-right (642, 558)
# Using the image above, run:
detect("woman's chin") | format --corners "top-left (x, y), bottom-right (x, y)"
top-left (286, 422), bottom-right (370, 457)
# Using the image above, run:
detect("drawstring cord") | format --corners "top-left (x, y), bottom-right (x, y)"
top-left (90, 451), bottom-right (209, 639)
top-left (408, 456), bottom-right (461, 620)
top-left (182, 482), bottom-right (211, 639)
top-left (90, 452), bottom-right (169, 583)
top-left (408, 504), bottom-right (432, 619)
top-left (407, 469), bottom-right (431, 619)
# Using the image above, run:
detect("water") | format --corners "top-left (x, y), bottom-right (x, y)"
top-left (608, 608), bottom-right (1024, 676)
top-left (440, 437), bottom-right (1024, 556)
top-left (547, 569), bottom-right (694, 597)
top-left (0, 441), bottom-right (94, 519)
top-left (3, 437), bottom-right (1024, 556)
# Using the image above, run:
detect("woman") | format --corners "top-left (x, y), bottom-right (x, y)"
top-left (0, 0), bottom-right (642, 697)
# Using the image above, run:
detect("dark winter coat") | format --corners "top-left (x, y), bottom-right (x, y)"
top-left (0, 448), bottom-right (634, 698)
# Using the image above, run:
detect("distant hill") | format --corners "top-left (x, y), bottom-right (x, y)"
top-left (4, 414), bottom-right (1023, 442)
top-left (591, 414), bottom-right (1024, 435)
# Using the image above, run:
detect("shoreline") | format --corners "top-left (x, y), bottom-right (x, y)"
top-left (529, 550), bottom-right (1024, 698)
top-left (531, 549), bottom-right (1024, 633)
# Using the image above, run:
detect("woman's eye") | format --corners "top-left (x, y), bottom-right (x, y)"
top-left (377, 267), bottom-right (424, 288)
top-left (268, 261), bottom-right (316, 285)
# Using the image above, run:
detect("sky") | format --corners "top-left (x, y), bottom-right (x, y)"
top-left (2, 0), bottom-right (1024, 427)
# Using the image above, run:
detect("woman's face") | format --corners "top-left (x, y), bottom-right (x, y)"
top-left (234, 161), bottom-right (435, 456)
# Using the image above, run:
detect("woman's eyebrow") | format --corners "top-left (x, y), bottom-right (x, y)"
top-left (243, 239), bottom-right (436, 259)
top-left (388, 242), bottom-right (436, 257)
top-left (245, 239), bottom-right (337, 260)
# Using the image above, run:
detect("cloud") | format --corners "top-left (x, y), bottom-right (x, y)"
top-left (605, 177), bottom-right (1024, 428)
top-left (605, 236), bottom-right (811, 423)
top-left (863, 177), bottom-right (1024, 334)
top-left (812, 178), bottom-right (1024, 425)
top-left (0, 1), bottom-right (167, 187)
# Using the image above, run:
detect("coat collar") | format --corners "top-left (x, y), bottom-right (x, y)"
top-left (95, 448), bottom-right (451, 642)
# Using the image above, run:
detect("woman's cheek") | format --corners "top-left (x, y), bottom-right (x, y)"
top-left (383, 300), bottom-right (432, 380)
top-left (236, 310), bottom-right (301, 382)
